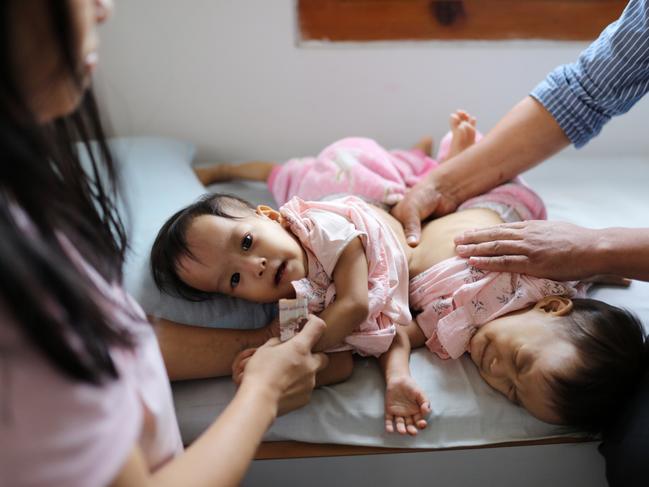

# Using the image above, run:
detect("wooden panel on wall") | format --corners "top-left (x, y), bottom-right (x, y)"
top-left (298, 0), bottom-right (628, 42)
top-left (254, 437), bottom-right (594, 460)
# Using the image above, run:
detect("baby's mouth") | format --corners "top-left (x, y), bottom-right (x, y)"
top-left (274, 261), bottom-right (287, 285)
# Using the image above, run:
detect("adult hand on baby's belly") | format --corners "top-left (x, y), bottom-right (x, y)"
top-left (454, 220), bottom-right (600, 281)
top-left (391, 173), bottom-right (459, 246)
top-left (407, 208), bottom-right (504, 277)
top-left (371, 205), bottom-right (505, 278)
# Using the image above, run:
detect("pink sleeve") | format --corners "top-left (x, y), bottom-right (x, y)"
top-left (302, 208), bottom-right (364, 276)
top-left (0, 317), bottom-right (143, 487)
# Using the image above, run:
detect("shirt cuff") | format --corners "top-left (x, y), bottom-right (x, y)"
top-left (530, 66), bottom-right (611, 149)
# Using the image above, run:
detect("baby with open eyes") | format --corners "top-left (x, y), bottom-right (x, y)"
top-left (150, 113), bottom-right (647, 435)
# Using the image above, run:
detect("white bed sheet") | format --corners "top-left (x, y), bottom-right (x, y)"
top-left (171, 154), bottom-right (649, 447)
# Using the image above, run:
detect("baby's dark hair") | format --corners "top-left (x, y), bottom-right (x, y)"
top-left (548, 298), bottom-right (648, 434)
top-left (150, 193), bottom-right (255, 301)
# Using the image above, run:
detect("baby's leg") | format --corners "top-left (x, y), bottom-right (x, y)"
top-left (380, 322), bottom-right (431, 435)
top-left (441, 110), bottom-right (477, 162)
top-left (194, 161), bottom-right (278, 186)
top-left (316, 351), bottom-right (354, 386)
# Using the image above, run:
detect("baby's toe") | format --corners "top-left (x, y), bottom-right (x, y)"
top-left (449, 112), bottom-right (461, 129)
top-left (460, 121), bottom-right (476, 139)
top-left (456, 109), bottom-right (470, 121)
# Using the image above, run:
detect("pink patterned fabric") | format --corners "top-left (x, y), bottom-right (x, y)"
top-left (409, 257), bottom-right (588, 359)
top-left (280, 196), bottom-right (411, 357)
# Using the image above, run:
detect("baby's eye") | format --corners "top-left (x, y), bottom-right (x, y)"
top-left (230, 272), bottom-right (240, 288)
top-left (513, 349), bottom-right (529, 374)
top-left (242, 233), bottom-right (253, 251)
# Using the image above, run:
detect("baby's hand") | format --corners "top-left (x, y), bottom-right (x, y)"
top-left (260, 317), bottom-right (281, 342)
top-left (232, 348), bottom-right (257, 385)
top-left (384, 375), bottom-right (431, 436)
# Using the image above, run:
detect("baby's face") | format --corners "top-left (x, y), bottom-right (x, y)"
top-left (176, 210), bottom-right (308, 303)
top-left (468, 298), bottom-right (578, 424)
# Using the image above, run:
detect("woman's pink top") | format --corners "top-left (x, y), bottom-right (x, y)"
top-left (0, 238), bottom-right (182, 487)
top-left (280, 196), bottom-right (411, 357)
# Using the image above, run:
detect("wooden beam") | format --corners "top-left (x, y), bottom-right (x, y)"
top-left (298, 0), bottom-right (627, 42)
top-left (255, 436), bottom-right (594, 460)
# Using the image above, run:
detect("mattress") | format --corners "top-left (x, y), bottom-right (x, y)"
top-left (113, 137), bottom-right (649, 449)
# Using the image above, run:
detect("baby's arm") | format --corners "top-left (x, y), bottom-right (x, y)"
top-left (313, 238), bottom-right (370, 352)
top-left (380, 322), bottom-right (431, 435)
top-left (194, 161), bottom-right (277, 186)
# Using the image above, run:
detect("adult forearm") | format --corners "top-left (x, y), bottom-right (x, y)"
top-left (153, 383), bottom-right (277, 487)
top-left (592, 228), bottom-right (649, 281)
top-left (435, 96), bottom-right (570, 205)
top-left (153, 318), bottom-right (272, 380)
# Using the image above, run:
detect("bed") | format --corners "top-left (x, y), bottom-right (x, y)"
top-left (112, 136), bottom-right (649, 487)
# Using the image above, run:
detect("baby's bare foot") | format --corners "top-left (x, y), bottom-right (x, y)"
top-left (194, 166), bottom-right (214, 186)
top-left (384, 375), bottom-right (431, 436)
top-left (193, 164), bottom-right (231, 186)
top-left (413, 136), bottom-right (434, 157)
top-left (445, 110), bottom-right (477, 161)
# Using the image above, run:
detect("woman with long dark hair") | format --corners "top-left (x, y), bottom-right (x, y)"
top-left (0, 1), bottom-right (328, 485)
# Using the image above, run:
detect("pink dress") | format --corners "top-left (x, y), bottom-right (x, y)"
top-left (280, 196), bottom-right (411, 357)
top-left (1, 233), bottom-right (182, 487)
top-left (268, 136), bottom-right (444, 207)
top-left (409, 256), bottom-right (588, 359)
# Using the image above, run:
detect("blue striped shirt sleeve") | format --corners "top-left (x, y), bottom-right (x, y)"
top-left (530, 0), bottom-right (649, 148)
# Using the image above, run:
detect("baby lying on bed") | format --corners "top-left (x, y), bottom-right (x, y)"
top-left (194, 111), bottom-right (476, 208)
top-left (150, 112), bottom-right (647, 436)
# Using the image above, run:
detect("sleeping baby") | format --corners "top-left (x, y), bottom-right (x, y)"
top-left (150, 112), bottom-right (647, 435)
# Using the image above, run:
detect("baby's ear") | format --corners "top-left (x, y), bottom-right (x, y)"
top-left (535, 295), bottom-right (573, 316)
top-left (256, 205), bottom-right (281, 222)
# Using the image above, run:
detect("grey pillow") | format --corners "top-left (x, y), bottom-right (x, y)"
top-left (94, 136), bottom-right (276, 328)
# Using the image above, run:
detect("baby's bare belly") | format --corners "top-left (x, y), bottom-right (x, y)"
top-left (369, 206), bottom-right (504, 279)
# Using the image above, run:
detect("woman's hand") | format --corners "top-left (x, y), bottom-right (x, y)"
top-left (391, 172), bottom-right (459, 247)
top-left (239, 315), bottom-right (330, 416)
top-left (454, 220), bottom-right (602, 281)
top-left (232, 348), bottom-right (257, 385)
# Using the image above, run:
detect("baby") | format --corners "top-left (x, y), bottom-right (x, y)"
top-left (195, 111), bottom-right (480, 208)
top-left (151, 113), bottom-right (647, 435)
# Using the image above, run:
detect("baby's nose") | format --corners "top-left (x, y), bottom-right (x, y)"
top-left (245, 257), bottom-right (266, 277)
top-left (258, 258), bottom-right (267, 277)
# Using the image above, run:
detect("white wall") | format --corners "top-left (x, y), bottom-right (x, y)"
top-left (95, 0), bottom-right (649, 162)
